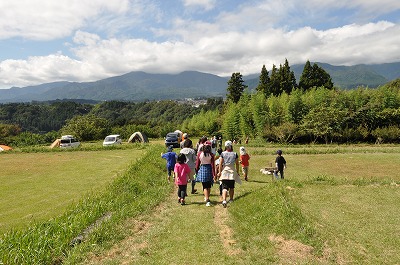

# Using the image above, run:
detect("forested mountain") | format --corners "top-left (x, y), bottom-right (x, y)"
top-left (0, 71), bottom-right (228, 103)
top-left (0, 62), bottom-right (399, 103)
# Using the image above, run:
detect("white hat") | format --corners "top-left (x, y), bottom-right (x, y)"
top-left (224, 140), bottom-right (232, 147)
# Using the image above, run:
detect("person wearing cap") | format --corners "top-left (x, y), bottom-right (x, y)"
top-left (275, 149), bottom-right (287, 179)
top-left (239, 146), bottom-right (250, 181)
top-left (217, 140), bottom-right (241, 208)
top-left (161, 145), bottom-right (177, 182)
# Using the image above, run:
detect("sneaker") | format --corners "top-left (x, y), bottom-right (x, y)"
top-left (228, 199), bottom-right (234, 203)
top-left (222, 201), bottom-right (227, 208)
top-left (181, 199), bottom-right (185, 205)
top-left (206, 201), bottom-right (211, 207)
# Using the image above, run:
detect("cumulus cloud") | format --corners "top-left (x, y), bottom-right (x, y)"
top-left (0, 0), bottom-right (132, 40)
top-left (0, 0), bottom-right (399, 88)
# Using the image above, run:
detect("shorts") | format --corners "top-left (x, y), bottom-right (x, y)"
top-left (221, 180), bottom-right (235, 190)
top-left (167, 166), bottom-right (174, 176)
top-left (201, 181), bottom-right (213, 189)
top-left (242, 166), bottom-right (248, 175)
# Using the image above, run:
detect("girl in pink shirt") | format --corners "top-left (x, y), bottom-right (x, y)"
top-left (174, 153), bottom-right (191, 205)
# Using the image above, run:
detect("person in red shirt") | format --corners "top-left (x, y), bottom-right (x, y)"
top-left (239, 146), bottom-right (250, 181)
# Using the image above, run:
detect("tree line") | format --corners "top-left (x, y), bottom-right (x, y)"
top-left (1, 60), bottom-right (399, 146)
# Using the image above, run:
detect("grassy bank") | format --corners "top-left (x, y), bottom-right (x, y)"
top-left (0, 145), bottom-right (170, 265)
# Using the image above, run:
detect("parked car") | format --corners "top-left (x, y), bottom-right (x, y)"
top-left (60, 135), bottom-right (80, 148)
top-left (103, 134), bottom-right (122, 146)
top-left (164, 132), bottom-right (180, 148)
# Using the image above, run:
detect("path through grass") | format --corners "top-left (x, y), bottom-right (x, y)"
top-left (76, 145), bottom-right (400, 264)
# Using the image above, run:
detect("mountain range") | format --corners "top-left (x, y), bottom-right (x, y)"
top-left (0, 62), bottom-right (399, 103)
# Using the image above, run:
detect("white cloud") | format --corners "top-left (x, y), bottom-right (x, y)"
top-left (0, 1), bottom-right (399, 88)
top-left (0, 0), bottom-right (133, 40)
top-left (182, 0), bottom-right (216, 11)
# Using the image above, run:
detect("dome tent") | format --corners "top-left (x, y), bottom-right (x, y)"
top-left (128, 132), bottom-right (149, 143)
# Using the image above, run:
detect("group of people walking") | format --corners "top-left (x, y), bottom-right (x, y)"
top-left (162, 134), bottom-right (251, 207)
top-left (162, 133), bottom-right (287, 207)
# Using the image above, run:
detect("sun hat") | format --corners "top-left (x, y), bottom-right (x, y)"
top-left (224, 140), bottom-right (232, 147)
top-left (240, 146), bottom-right (246, 153)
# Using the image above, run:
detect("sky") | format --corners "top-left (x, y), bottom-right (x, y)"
top-left (0, 0), bottom-right (399, 89)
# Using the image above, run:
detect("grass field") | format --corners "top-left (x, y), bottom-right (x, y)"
top-left (1, 143), bottom-right (400, 264)
top-left (0, 147), bottom-right (144, 233)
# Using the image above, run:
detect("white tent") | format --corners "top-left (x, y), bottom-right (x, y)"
top-left (127, 132), bottom-right (149, 143)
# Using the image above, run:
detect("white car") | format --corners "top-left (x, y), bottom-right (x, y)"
top-left (103, 134), bottom-right (122, 146)
top-left (60, 135), bottom-right (80, 148)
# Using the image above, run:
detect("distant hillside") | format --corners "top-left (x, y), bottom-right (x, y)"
top-left (0, 71), bottom-right (229, 103)
top-left (0, 62), bottom-right (399, 103)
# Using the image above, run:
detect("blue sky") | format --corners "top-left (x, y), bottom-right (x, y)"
top-left (0, 0), bottom-right (399, 89)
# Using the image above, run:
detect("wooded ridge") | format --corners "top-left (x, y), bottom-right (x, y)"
top-left (1, 62), bottom-right (399, 103)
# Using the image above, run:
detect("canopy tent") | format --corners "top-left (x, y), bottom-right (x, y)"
top-left (0, 145), bottom-right (12, 151)
top-left (128, 132), bottom-right (149, 143)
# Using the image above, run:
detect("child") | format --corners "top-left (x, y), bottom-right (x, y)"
top-left (174, 153), bottom-right (191, 205)
top-left (179, 139), bottom-right (197, 194)
top-left (239, 146), bottom-right (250, 181)
top-left (218, 141), bottom-right (241, 208)
top-left (161, 145), bottom-right (177, 182)
top-left (195, 142), bottom-right (215, 207)
top-left (275, 149), bottom-right (287, 179)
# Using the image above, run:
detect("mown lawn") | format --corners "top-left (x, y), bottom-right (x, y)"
top-left (0, 148), bottom-right (144, 233)
top-left (73, 144), bottom-right (400, 265)
top-left (1, 144), bottom-right (399, 264)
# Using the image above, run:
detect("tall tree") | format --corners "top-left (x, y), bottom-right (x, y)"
top-left (299, 60), bottom-right (333, 91)
top-left (256, 65), bottom-right (271, 97)
top-left (227, 72), bottom-right (247, 103)
top-left (279, 58), bottom-right (297, 94)
top-left (269, 64), bottom-right (281, 96)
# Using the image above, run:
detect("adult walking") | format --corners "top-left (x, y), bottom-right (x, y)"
top-left (195, 142), bottom-right (215, 207)
top-left (218, 140), bottom-right (241, 208)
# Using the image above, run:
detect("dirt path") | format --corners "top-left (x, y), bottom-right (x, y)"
top-left (82, 185), bottom-right (243, 264)
top-left (82, 183), bottom-right (333, 264)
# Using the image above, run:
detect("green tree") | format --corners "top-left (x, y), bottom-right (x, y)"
top-left (227, 72), bottom-right (247, 103)
top-left (299, 60), bottom-right (333, 91)
top-left (0, 123), bottom-right (21, 144)
top-left (222, 103), bottom-right (241, 141)
top-left (288, 89), bottom-right (308, 124)
top-left (269, 64), bottom-right (281, 96)
top-left (301, 106), bottom-right (345, 144)
top-left (61, 115), bottom-right (110, 141)
top-left (256, 65), bottom-right (271, 97)
top-left (279, 58), bottom-right (297, 94)
top-left (250, 93), bottom-right (269, 138)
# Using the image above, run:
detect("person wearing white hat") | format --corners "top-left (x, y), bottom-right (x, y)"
top-left (239, 146), bottom-right (250, 181)
top-left (217, 140), bottom-right (241, 208)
